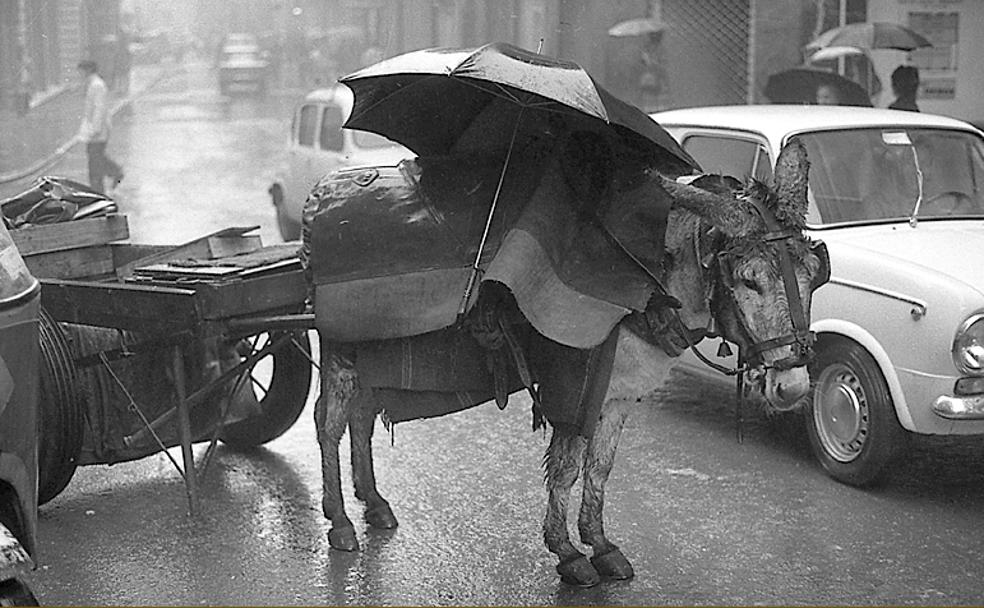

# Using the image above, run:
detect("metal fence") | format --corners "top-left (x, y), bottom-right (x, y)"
top-left (664, 0), bottom-right (751, 106)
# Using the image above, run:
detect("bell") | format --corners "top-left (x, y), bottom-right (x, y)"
top-left (716, 340), bottom-right (733, 358)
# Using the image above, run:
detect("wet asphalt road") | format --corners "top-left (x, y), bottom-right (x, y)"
top-left (16, 59), bottom-right (984, 605)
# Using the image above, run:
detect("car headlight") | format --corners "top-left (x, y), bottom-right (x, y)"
top-left (952, 313), bottom-right (984, 375)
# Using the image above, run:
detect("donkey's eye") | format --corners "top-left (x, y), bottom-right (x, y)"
top-left (740, 278), bottom-right (761, 292)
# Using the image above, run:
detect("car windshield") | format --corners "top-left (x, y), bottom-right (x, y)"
top-left (795, 128), bottom-right (984, 226)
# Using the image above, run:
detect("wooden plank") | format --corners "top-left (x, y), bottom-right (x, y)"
top-left (194, 268), bottom-right (308, 320)
top-left (11, 214), bottom-right (129, 256)
top-left (40, 278), bottom-right (204, 334)
top-left (114, 226), bottom-right (262, 280)
top-left (23, 245), bottom-right (115, 279)
top-left (111, 243), bottom-right (172, 268)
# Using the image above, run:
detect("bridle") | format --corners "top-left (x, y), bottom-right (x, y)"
top-left (712, 195), bottom-right (829, 372)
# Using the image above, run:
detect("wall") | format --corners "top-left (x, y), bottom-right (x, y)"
top-left (868, 0), bottom-right (983, 123)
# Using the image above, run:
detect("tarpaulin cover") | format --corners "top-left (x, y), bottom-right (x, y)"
top-left (304, 150), bottom-right (668, 349)
top-left (354, 322), bottom-right (619, 436)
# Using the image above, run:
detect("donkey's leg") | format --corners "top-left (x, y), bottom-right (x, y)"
top-left (578, 397), bottom-right (634, 580)
top-left (348, 388), bottom-right (398, 530)
top-left (543, 425), bottom-right (599, 587)
top-left (315, 347), bottom-right (360, 551)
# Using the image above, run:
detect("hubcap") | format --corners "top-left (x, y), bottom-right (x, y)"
top-left (813, 363), bottom-right (869, 462)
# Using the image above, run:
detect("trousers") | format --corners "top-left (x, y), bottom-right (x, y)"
top-left (86, 141), bottom-right (124, 194)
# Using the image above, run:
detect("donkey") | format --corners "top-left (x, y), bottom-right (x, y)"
top-left (311, 140), bottom-right (828, 587)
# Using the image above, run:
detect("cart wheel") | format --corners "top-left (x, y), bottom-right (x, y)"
top-left (0, 578), bottom-right (39, 606)
top-left (220, 330), bottom-right (312, 447)
top-left (37, 308), bottom-right (85, 505)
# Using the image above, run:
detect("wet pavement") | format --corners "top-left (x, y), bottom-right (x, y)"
top-left (12, 58), bottom-right (984, 605)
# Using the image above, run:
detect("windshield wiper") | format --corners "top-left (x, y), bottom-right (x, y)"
top-left (908, 144), bottom-right (926, 227)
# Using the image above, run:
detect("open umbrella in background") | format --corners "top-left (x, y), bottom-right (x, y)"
top-left (607, 17), bottom-right (664, 38)
top-left (339, 42), bottom-right (699, 315)
top-left (764, 66), bottom-right (873, 107)
top-left (806, 21), bottom-right (931, 52)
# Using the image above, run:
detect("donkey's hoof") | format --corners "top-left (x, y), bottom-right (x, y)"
top-left (591, 547), bottom-right (634, 580)
top-left (557, 555), bottom-right (601, 587)
top-left (328, 526), bottom-right (359, 552)
top-left (365, 504), bottom-right (398, 530)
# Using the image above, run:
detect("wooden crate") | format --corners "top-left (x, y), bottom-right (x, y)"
top-left (12, 214), bottom-right (129, 279)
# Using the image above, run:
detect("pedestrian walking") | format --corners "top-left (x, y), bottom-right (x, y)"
top-left (888, 65), bottom-right (920, 112)
top-left (76, 60), bottom-right (124, 194)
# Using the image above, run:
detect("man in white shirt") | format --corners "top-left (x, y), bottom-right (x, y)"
top-left (77, 60), bottom-right (124, 194)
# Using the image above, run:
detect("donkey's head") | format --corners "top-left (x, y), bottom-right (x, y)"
top-left (663, 140), bottom-right (829, 410)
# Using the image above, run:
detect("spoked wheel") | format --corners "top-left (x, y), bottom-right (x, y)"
top-left (0, 579), bottom-right (39, 606)
top-left (37, 308), bottom-right (85, 505)
top-left (805, 336), bottom-right (907, 486)
top-left (219, 330), bottom-right (313, 448)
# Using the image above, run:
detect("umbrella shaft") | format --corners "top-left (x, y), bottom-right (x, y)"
top-left (457, 109), bottom-right (524, 317)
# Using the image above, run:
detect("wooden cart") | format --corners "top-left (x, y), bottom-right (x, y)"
top-left (13, 215), bottom-right (316, 514)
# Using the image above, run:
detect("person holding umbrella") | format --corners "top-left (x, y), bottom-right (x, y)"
top-left (888, 65), bottom-right (920, 112)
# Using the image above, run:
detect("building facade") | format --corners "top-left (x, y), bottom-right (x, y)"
top-left (0, 0), bottom-right (122, 113)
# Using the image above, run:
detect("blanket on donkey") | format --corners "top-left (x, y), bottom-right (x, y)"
top-left (303, 148), bottom-right (669, 349)
top-left (355, 323), bottom-right (619, 436)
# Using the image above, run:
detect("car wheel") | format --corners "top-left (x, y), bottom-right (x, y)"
top-left (271, 184), bottom-right (300, 241)
top-left (804, 336), bottom-right (908, 486)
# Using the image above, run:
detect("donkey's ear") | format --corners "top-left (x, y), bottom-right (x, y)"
top-left (771, 139), bottom-right (810, 228)
top-left (659, 175), bottom-right (758, 238)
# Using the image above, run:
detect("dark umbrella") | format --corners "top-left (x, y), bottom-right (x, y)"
top-left (764, 67), bottom-right (873, 107)
top-left (339, 42), bottom-right (698, 174)
top-left (339, 42), bottom-right (698, 316)
top-left (806, 22), bottom-right (931, 52)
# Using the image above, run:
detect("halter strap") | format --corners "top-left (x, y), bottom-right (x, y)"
top-left (739, 196), bottom-right (813, 368)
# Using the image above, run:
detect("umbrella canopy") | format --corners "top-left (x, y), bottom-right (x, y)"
top-left (764, 67), bottom-right (872, 107)
top-left (806, 22), bottom-right (931, 52)
top-left (807, 45), bottom-right (866, 63)
top-left (608, 17), bottom-right (664, 37)
top-left (339, 42), bottom-right (698, 174)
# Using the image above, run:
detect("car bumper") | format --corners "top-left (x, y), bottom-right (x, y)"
top-left (932, 393), bottom-right (984, 420)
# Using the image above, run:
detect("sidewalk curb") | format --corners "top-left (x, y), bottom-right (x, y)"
top-left (0, 65), bottom-right (180, 186)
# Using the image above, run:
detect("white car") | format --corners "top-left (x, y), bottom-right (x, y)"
top-left (270, 86), bottom-right (413, 240)
top-left (652, 105), bottom-right (984, 486)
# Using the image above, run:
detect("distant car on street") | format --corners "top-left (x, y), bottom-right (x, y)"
top-left (217, 33), bottom-right (269, 95)
top-left (270, 86), bottom-right (413, 240)
top-left (652, 104), bottom-right (984, 486)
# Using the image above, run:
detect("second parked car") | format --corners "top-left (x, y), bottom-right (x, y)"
top-left (652, 104), bottom-right (984, 486)
top-left (269, 86), bottom-right (413, 240)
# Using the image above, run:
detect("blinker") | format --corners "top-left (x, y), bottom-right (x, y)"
top-left (810, 240), bottom-right (831, 291)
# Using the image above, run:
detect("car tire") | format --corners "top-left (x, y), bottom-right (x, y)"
top-left (271, 183), bottom-right (300, 241)
top-left (804, 335), bottom-right (908, 486)
top-left (36, 308), bottom-right (85, 505)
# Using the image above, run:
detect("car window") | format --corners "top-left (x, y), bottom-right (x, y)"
top-left (319, 105), bottom-right (344, 151)
top-left (793, 128), bottom-right (984, 225)
top-left (682, 135), bottom-right (771, 182)
top-left (297, 104), bottom-right (318, 148)
top-left (352, 130), bottom-right (400, 149)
